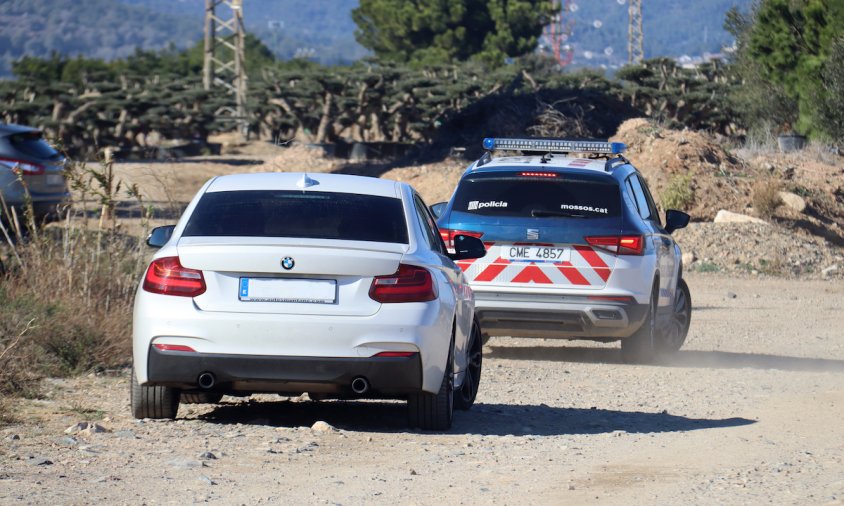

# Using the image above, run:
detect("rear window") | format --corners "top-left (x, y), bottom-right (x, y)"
top-left (10, 132), bottom-right (61, 160)
top-left (183, 190), bottom-right (408, 243)
top-left (452, 172), bottom-right (621, 218)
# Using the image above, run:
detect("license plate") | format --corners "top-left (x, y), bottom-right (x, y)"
top-left (46, 174), bottom-right (63, 186)
top-left (504, 245), bottom-right (570, 263)
top-left (238, 278), bottom-right (337, 303)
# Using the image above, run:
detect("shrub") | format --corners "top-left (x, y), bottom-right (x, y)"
top-left (660, 174), bottom-right (694, 211)
top-left (751, 178), bottom-right (782, 219)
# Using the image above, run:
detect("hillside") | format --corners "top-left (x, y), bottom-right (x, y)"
top-left (1, 0), bottom-right (751, 77)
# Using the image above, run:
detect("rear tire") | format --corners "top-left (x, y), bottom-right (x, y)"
top-left (455, 320), bottom-right (482, 411)
top-left (621, 281), bottom-right (658, 364)
top-left (656, 278), bottom-right (691, 353)
top-left (180, 392), bottom-right (224, 404)
top-left (130, 367), bottom-right (179, 419)
top-left (408, 340), bottom-right (454, 430)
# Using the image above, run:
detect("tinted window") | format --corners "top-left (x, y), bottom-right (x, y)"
top-left (183, 190), bottom-right (408, 243)
top-left (627, 175), bottom-right (653, 221)
top-left (10, 132), bottom-right (61, 160)
top-left (413, 194), bottom-right (446, 254)
top-left (452, 172), bottom-right (621, 218)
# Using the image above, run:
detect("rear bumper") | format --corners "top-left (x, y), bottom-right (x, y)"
top-left (474, 292), bottom-right (648, 340)
top-left (147, 346), bottom-right (423, 395)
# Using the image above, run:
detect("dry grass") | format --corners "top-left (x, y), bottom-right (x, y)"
top-left (751, 178), bottom-right (783, 219)
top-left (0, 155), bottom-right (151, 402)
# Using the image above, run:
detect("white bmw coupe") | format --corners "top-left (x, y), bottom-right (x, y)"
top-left (132, 172), bottom-right (486, 430)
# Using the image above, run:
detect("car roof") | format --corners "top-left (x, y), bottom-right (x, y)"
top-left (205, 172), bottom-right (403, 198)
top-left (0, 123), bottom-right (41, 136)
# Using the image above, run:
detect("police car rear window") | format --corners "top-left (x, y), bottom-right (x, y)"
top-left (452, 173), bottom-right (621, 218)
top-left (183, 190), bottom-right (408, 243)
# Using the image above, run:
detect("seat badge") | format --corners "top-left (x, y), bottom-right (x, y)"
top-left (281, 257), bottom-right (295, 270)
top-left (526, 229), bottom-right (540, 240)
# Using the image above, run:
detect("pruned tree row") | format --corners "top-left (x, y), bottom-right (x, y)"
top-left (1, 58), bottom-right (741, 158)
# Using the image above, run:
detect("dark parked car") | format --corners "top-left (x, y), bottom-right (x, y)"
top-left (0, 123), bottom-right (69, 222)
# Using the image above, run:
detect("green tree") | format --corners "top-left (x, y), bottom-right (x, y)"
top-left (818, 36), bottom-right (844, 142)
top-left (736, 0), bottom-right (844, 136)
top-left (351, 0), bottom-right (557, 66)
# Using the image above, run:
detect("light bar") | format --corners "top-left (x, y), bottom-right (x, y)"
top-left (482, 137), bottom-right (626, 155)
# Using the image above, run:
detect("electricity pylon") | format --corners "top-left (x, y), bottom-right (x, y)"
top-left (628, 0), bottom-right (644, 64)
top-left (203, 0), bottom-right (248, 134)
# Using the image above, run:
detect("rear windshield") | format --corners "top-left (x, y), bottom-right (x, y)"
top-left (10, 132), bottom-right (61, 160)
top-left (452, 172), bottom-right (621, 218)
top-left (183, 190), bottom-right (408, 243)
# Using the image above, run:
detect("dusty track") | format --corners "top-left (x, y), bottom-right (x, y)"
top-left (2, 273), bottom-right (843, 504)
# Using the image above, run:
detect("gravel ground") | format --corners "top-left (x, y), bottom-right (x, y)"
top-left (2, 272), bottom-right (843, 505)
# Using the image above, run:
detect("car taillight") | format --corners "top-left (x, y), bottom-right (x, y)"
top-left (0, 157), bottom-right (45, 176)
top-left (143, 256), bottom-right (206, 297)
top-left (439, 229), bottom-right (483, 250)
top-left (585, 235), bottom-right (644, 255)
top-left (369, 264), bottom-right (437, 303)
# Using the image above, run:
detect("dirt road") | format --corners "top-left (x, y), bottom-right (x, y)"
top-left (2, 273), bottom-right (843, 504)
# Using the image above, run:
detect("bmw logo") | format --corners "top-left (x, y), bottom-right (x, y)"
top-left (281, 257), bottom-right (295, 270)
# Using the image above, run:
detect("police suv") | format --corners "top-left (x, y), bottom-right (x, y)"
top-left (432, 138), bottom-right (692, 363)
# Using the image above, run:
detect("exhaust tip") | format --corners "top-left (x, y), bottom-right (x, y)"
top-left (351, 376), bottom-right (369, 395)
top-left (198, 372), bottom-right (216, 389)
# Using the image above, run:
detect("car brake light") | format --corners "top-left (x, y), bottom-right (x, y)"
top-left (153, 343), bottom-right (196, 352)
top-left (143, 256), bottom-right (206, 297)
top-left (439, 229), bottom-right (483, 250)
top-left (373, 351), bottom-right (418, 358)
top-left (520, 172), bottom-right (557, 177)
top-left (585, 235), bottom-right (644, 255)
top-left (369, 264), bottom-right (437, 303)
top-left (0, 157), bottom-right (45, 176)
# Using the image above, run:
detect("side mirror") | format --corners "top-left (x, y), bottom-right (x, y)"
top-left (664, 209), bottom-right (690, 234)
top-left (147, 225), bottom-right (175, 248)
top-left (449, 234), bottom-right (486, 261)
top-left (430, 202), bottom-right (447, 219)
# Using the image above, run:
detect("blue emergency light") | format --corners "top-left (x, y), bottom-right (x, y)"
top-left (482, 137), bottom-right (626, 155)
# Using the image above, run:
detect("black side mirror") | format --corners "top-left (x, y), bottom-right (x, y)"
top-left (449, 234), bottom-right (486, 261)
top-left (430, 202), bottom-right (447, 219)
top-left (664, 210), bottom-right (690, 234)
top-left (146, 225), bottom-right (175, 248)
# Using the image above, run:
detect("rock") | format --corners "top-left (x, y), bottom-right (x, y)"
top-left (681, 251), bottom-right (696, 266)
top-left (57, 436), bottom-right (78, 447)
top-left (713, 210), bottom-right (768, 225)
top-left (80, 423), bottom-right (109, 436)
top-left (727, 292), bottom-right (737, 299)
top-left (168, 458), bottom-right (205, 470)
top-left (778, 191), bottom-right (806, 212)
top-left (5, 434), bottom-right (20, 441)
top-left (114, 430), bottom-right (137, 439)
top-left (65, 422), bottom-right (89, 434)
top-left (30, 457), bottom-right (53, 466)
top-left (822, 265), bottom-right (839, 278)
top-left (198, 451), bottom-right (218, 460)
top-left (311, 421), bottom-right (336, 432)
top-left (198, 475), bottom-right (216, 485)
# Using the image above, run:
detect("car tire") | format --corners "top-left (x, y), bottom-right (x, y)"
top-left (455, 320), bottom-right (483, 411)
top-left (180, 392), bottom-right (224, 404)
top-left (408, 340), bottom-right (454, 430)
top-left (130, 367), bottom-right (180, 419)
top-left (621, 281), bottom-right (658, 364)
top-left (656, 278), bottom-right (691, 353)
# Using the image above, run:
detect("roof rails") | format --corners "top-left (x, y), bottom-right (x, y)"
top-left (482, 137), bottom-right (627, 156)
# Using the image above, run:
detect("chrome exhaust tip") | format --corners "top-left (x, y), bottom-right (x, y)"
top-left (351, 376), bottom-right (369, 394)
top-left (197, 372), bottom-right (216, 389)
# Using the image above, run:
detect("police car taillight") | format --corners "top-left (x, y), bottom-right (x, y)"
top-left (585, 235), bottom-right (644, 255)
top-left (0, 158), bottom-right (45, 176)
top-left (439, 229), bottom-right (483, 250)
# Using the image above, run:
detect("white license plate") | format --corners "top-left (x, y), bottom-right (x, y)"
top-left (239, 278), bottom-right (337, 304)
top-left (504, 245), bottom-right (570, 263)
top-left (46, 174), bottom-right (63, 186)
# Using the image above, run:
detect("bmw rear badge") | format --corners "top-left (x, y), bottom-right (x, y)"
top-left (281, 257), bottom-right (295, 270)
